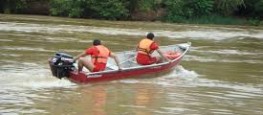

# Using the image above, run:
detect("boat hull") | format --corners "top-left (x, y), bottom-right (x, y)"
top-left (68, 57), bottom-right (182, 84)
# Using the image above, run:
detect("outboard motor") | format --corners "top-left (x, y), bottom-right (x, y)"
top-left (49, 52), bottom-right (75, 79)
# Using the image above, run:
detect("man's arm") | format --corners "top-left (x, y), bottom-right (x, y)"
top-left (73, 51), bottom-right (86, 62)
top-left (157, 49), bottom-right (170, 62)
top-left (110, 53), bottom-right (122, 70)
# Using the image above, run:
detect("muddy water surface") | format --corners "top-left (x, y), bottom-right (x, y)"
top-left (0, 14), bottom-right (263, 115)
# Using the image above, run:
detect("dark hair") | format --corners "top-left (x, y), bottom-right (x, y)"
top-left (93, 39), bottom-right (101, 46)
top-left (146, 32), bottom-right (154, 40)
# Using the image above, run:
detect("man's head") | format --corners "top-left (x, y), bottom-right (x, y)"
top-left (146, 32), bottom-right (154, 40)
top-left (93, 39), bottom-right (101, 46)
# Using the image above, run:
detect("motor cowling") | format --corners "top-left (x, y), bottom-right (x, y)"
top-left (49, 52), bottom-right (75, 79)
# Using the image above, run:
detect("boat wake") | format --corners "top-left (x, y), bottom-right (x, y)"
top-left (154, 65), bottom-right (199, 86)
top-left (0, 64), bottom-right (76, 91)
top-left (118, 65), bottom-right (199, 86)
top-left (118, 65), bottom-right (263, 95)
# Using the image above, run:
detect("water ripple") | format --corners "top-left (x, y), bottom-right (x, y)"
top-left (1, 22), bottom-right (263, 40)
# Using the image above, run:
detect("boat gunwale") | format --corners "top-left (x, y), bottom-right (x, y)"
top-left (82, 42), bottom-right (191, 75)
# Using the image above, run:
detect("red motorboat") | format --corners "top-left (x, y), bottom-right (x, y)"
top-left (49, 42), bottom-right (191, 84)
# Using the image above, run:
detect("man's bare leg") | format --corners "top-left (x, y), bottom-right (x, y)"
top-left (78, 57), bottom-right (94, 72)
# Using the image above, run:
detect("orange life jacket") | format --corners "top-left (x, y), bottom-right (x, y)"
top-left (91, 45), bottom-right (110, 64)
top-left (137, 38), bottom-right (154, 55)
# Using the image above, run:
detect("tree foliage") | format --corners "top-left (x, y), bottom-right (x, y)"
top-left (85, 0), bottom-right (129, 20)
top-left (163, 0), bottom-right (214, 22)
top-left (50, 0), bottom-right (85, 18)
top-left (238, 0), bottom-right (263, 18)
top-left (0, 0), bottom-right (262, 25)
top-left (214, 0), bottom-right (245, 15)
top-left (50, 0), bottom-right (129, 20)
top-left (0, 0), bottom-right (27, 14)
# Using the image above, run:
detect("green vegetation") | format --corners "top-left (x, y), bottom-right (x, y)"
top-left (0, 0), bottom-right (27, 14)
top-left (50, 0), bottom-right (129, 20)
top-left (163, 0), bottom-right (215, 23)
top-left (0, 0), bottom-right (262, 26)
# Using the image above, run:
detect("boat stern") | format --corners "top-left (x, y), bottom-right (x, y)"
top-left (49, 52), bottom-right (75, 79)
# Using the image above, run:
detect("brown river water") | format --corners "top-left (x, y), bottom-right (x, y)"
top-left (0, 14), bottom-right (263, 115)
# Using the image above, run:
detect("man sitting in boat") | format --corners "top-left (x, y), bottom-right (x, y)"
top-left (136, 32), bottom-right (170, 65)
top-left (73, 39), bottom-right (121, 72)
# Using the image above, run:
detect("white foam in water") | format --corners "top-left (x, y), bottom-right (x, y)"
top-left (118, 65), bottom-right (199, 87)
top-left (0, 63), bottom-right (76, 90)
top-left (172, 65), bottom-right (199, 79)
top-left (166, 67), bottom-right (262, 95)
top-left (22, 78), bottom-right (76, 89)
top-left (1, 46), bottom-right (53, 52)
top-left (0, 71), bottom-right (76, 90)
top-left (196, 78), bottom-right (262, 93)
top-left (184, 55), bottom-right (263, 64)
top-left (152, 65), bottom-right (199, 87)
top-left (1, 22), bottom-right (263, 40)
top-left (191, 48), bottom-right (263, 55)
top-left (118, 65), bottom-right (262, 96)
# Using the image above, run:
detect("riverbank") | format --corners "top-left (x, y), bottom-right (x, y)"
top-left (174, 14), bottom-right (262, 26)
top-left (1, 0), bottom-right (263, 26)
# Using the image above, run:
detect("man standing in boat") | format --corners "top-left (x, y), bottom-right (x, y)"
top-left (73, 39), bottom-right (121, 72)
top-left (136, 32), bottom-right (170, 65)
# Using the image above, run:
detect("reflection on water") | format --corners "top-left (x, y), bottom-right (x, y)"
top-left (0, 15), bottom-right (263, 114)
top-left (134, 86), bottom-right (153, 115)
top-left (91, 87), bottom-right (106, 115)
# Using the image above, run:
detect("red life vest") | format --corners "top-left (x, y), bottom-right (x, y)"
top-left (137, 38), bottom-right (154, 55)
top-left (91, 45), bottom-right (110, 64)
